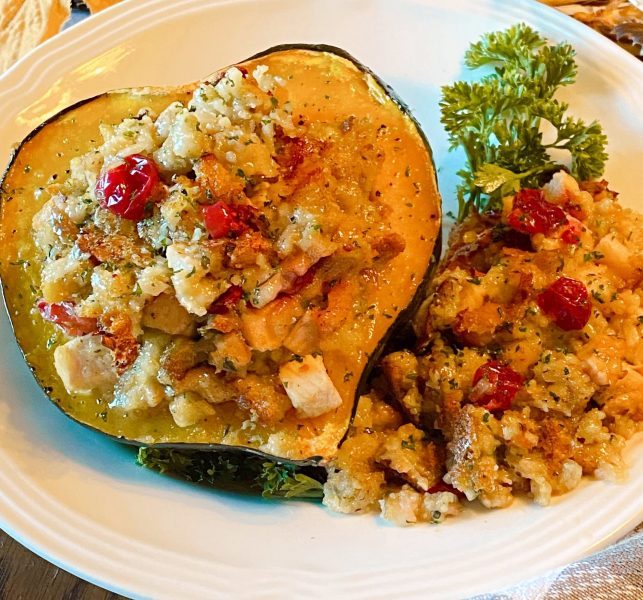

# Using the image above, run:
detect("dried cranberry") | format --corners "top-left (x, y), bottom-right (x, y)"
top-left (203, 202), bottom-right (256, 239)
top-left (207, 285), bottom-right (244, 314)
top-left (37, 300), bottom-right (98, 336)
top-left (537, 277), bottom-right (591, 331)
top-left (507, 189), bottom-right (566, 236)
top-left (95, 154), bottom-right (159, 221)
top-left (470, 360), bottom-right (523, 412)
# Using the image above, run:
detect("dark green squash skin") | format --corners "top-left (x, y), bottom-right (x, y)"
top-left (0, 44), bottom-right (442, 466)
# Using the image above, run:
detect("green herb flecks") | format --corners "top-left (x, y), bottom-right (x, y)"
top-left (137, 447), bottom-right (324, 500)
top-left (440, 23), bottom-right (607, 220)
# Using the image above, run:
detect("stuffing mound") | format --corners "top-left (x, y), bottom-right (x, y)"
top-left (324, 172), bottom-right (642, 524)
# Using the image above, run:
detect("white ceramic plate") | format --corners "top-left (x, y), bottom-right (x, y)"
top-left (0, 1), bottom-right (641, 598)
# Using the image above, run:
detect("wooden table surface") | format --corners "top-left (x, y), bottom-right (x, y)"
top-left (0, 529), bottom-right (125, 599)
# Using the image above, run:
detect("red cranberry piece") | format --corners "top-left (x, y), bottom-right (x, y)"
top-left (37, 300), bottom-right (98, 336)
top-left (470, 360), bottom-right (523, 412)
top-left (537, 277), bottom-right (591, 331)
top-left (507, 189), bottom-right (566, 236)
top-left (208, 285), bottom-right (244, 314)
top-left (563, 201), bottom-right (586, 221)
top-left (203, 202), bottom-right (236, 238)
top-left (560, 216), bottom-right (583, 245)
top-left (95, 154), bottom-right (160, 221)
top-left (203, 202), bottom-right (256, 239)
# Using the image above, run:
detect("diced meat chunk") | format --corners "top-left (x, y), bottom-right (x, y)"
top-left (32, 194), bottom-right (77, 255)
top-left (53, 335), bottom-right (117, 394)
top-left (111, 337), bottom-right (166, 411)
top-left (138, 259), bottom-right (172, 297)
top-left (250, 247), bottom-right (331, 309)
top-left (279, 354), bottom-right (343, 418)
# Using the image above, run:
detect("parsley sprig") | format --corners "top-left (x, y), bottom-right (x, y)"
top-left (137, 447), bottom-right (324, 500)
top-left (440, 23), bottom-right (608, 220)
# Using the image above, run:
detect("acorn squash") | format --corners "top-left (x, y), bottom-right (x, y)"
top-left (0, 45), bottom-right (441, 463)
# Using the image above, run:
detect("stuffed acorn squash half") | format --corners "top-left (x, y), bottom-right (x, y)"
top-left (0, 45), bottom-right (441, 463)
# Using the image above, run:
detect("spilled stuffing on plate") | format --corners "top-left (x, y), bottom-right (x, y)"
top-left (324, 172), bottom-right (642, 525)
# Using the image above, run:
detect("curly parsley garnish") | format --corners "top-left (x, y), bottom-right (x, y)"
top-left (137, 447), bottom-right (324, 500)
top-left (440, 23), bottom-right (608, 220)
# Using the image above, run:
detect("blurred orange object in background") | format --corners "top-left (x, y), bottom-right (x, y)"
top-left (0, 0), bottom-right (70, 72)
